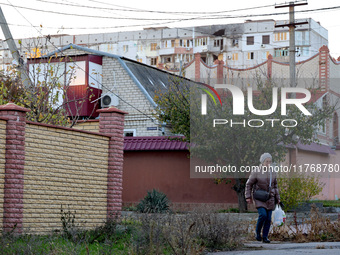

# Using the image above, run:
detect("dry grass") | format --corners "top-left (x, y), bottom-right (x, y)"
top-left (248, 204), bottom-right (340, 242)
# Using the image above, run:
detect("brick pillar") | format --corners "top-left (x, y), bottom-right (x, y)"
top-left (319, 45), bottom-right (330, 91)
top-left (97, 107), bottom-right (128, 219)
top-left (214, 59), bottom-right (224, 84)
top-left (0, 102), bottom-right (30, 233)
top-left (194, 53), bottom-right (201, 82)
top-left (215, 60), bottom-right (224, 84)
top-left (267, 54), bottom-right (273, 79)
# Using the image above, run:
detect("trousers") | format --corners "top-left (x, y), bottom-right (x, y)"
top-left (256, 207), bottom-right (272, 238)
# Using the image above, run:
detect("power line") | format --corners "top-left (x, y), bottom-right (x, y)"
top-left (2, 1), bottom-right (340, 24)
top-left (34, 0), bottom-right (276, 15)
top-left (1, 2), bottom-right (340, 32)
top-left (0, 2), bottom-right (183, 20)
top-left (3, 1), bottom-right (340, 64)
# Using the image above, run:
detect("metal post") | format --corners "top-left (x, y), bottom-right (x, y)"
top-left (275, 1), bottom-right (308, 90)
top-left (289, 3), bottom-right (296, 88)
top-left (0, 7), bottom-right (31, 88)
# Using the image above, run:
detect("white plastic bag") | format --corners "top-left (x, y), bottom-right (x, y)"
top-left (272, 204), bottom-right (286, 227)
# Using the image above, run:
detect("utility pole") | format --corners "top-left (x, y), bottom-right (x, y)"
top-left (0, 7), bottom-right (31, 88)
top-left (275, 1), bottom-right (308, 89)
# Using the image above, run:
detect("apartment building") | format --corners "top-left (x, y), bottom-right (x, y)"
top-left (0, 18), bottom-right (328, 72)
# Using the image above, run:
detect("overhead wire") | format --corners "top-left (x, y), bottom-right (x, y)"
top-left (34, 0), bottom-right (276, 15)
top-left (1, 1), bottom-right (340, 21)
top-left (2, 1), bottom-right (340, 64)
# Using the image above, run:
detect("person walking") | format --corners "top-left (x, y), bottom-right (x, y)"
top-left (245, 153), bottom-right (280, 243)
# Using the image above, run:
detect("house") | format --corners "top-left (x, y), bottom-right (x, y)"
top-left (28, 43), bottom-right (196, 136)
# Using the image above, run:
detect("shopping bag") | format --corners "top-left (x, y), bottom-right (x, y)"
top-left (272, 204), bottom-right (286, 227)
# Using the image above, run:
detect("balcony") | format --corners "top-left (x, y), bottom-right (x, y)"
top-left (159, 47), bottom-right (193, 55)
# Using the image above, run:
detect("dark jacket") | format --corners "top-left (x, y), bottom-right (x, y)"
top-left (245, 166), bottom-right (280, 210)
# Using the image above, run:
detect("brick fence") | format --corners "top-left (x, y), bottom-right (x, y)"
top-left (0, 103), bottom-right (127, 234)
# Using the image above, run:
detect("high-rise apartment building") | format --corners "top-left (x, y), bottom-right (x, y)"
top-left (0, 18), bottom-right (328, 71)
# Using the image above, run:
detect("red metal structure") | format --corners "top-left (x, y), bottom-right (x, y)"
top-left (27, 54), bottom-right (102, 119)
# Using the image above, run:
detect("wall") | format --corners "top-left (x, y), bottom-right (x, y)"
top-left (123, 150), bottom-right (239, 211)
top-left (101, 57), bottom-right (161, 136)
top-left (225, 62), bottom-right (268, 90)
top-left (0, 119), bottom-right (6, 231)
top-left (0, 103), bottom-right (126, 234)
top-left (185, 46), bottom-right (332, 87)
top-left (295, 150), bottom-right (340, 200)
top-left (23, 123), bottom-right (109, 233)
top-left (72, 120), bottom-right (100, 132)
top-left (281, 148), bottom-right (340, 201)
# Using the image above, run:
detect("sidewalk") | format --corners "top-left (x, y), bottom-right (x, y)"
top-left (209, 241), bottom-right (340, 255)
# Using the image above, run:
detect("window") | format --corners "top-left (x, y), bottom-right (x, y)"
top-left (274, 48), bottom-right (289, 57)
top-left (262, 35), bottom-right (270, 44)
top-left (137, 58), bottom-right (143, 63)
top-left (183, 40), bottom-right (188, 47)
top-left (247, 52), bottom-right (254, 60)
top-left (151, 43), bottom-right (158, 51)
top-left (171, 40), bottom-right (175, 47)
top-left (124, 129), bottom-right (136, 137)
top-left (262, 51), bottom-right (270, 59)
top-left (247, 36), bottom-right (254, 45)
top-left (150, 57), bottom-right (157, 65)
top-left (295, 31), bottom-right (309, 45)
top-left (274, 32), bottom-right (288, 41)
top-left (232, 39), bottom-right (239, 46)
top-left (123, 45), bottom-right (128, 52)
top-left (232, 53), bottom-right (238, 61)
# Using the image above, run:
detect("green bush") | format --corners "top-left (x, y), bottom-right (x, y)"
top-left (137, 189), bottom-right (171, 213)
top-left (277, 171), bottom-right (325, 211)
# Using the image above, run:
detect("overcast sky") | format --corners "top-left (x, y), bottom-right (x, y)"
top-left (0, 0), bottom-right (340, 57)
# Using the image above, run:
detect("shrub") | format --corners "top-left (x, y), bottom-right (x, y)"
top-left (132, 210), bottom-right (245, 254)
top-left (277, 171), bottom-right (325, 211)
top-left (60, 205), bottom-right (79, 241)
top-left (136, 189), bottom-right (171, 213)
top-left (270, 204), bottom-right (340, 242)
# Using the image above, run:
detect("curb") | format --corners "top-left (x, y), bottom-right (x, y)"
top-left (244, 241), bottom-right (340, 250)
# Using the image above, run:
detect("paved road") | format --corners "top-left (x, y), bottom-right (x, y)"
top-left (209, 241), bottom-right (340, 255)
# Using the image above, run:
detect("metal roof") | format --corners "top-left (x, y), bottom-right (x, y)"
top-left (124, 136), bottom-right (188, 151)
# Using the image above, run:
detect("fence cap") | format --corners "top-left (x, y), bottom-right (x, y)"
top-left (0, 102), bottom-right (31, 112)
top-left (97, 106), bottom-right (128, 115)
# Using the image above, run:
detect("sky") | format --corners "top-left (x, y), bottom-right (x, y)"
top-left (0, 0), bottom-right (340, 57)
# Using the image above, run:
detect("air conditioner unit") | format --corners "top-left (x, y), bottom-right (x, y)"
top-left (101, 93), bottom-right (119, 108)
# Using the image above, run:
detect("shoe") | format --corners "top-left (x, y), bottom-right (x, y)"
top-left (256, 234), bottom-right (262, 241)
top-left (262, 237), bottom-right (270, 243)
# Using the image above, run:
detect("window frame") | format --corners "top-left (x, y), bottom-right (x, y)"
top-left (247, 36), bottom-right (254, 45)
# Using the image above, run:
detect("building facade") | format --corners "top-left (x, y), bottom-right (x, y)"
top-left (0, 18), bottom-right (328, 72)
